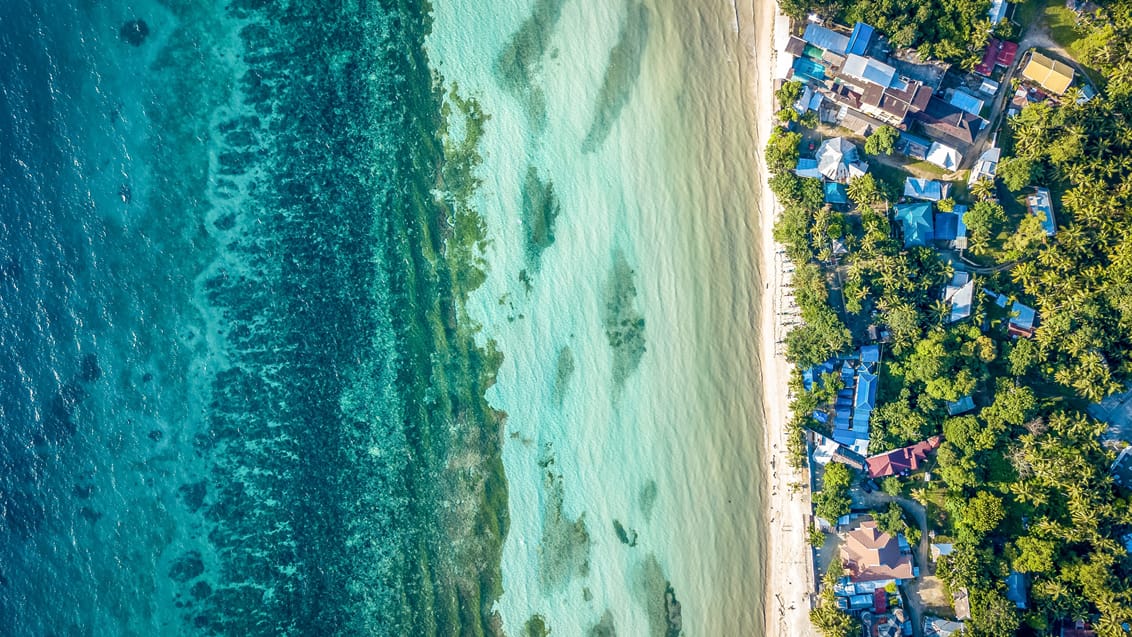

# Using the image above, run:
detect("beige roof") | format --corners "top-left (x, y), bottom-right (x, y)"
top-left (840, 520), bottom-right (915, 582)
top-left (1022, 52), bottom-right (1074, 95)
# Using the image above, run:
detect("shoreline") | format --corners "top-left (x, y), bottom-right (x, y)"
top-left (751, 3), bottom-right (821, 636)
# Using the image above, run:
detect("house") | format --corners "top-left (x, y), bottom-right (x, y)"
top-left (1008, 301), bottom-right (1036, 338)
top-left (896, 132), bottom-right (931, 160)
top-left (926, 142), bottom-right (963, 171)
top-left (1111, 446), bottom-right (1132, 488)
top-left (794, 157), bottom-right (822, 179)
top-left (917, 97), bottom-right (983, 146)
top-left (948, 90), bottom-right (985, 117)
top-left (803, 23), bottom-right (850, 54)
top-left (824, 181), bottom-right (849, 205)
top-left (854, 369), bottom-right (879, 428)
top-left (894, 202), bottom-right (934, 247)
top-left (809, 429), bottom-right (868, 470)
top-left (924, 617), bottom-right (966, 637)
top-left (953, 587), bottom-right (972, 620)
top-left (866, 436), bottom-right (943, 478)
top-left (975, 38), bottom-right (1019, 76)
top-left (842, 53), bottom-right (898, 89)
top-left (934, 204), bottom-right (968, 249)
top-left (840, 520), bottom-right (915, 582)
top-left (1027, 187), bottom-right (1057, 235)
top-left (943, 271), bottom-right (975, 323)
top-left (979, 77), bottom-right (1001, 96)
top-left (785, 35), bottom-right (807, 58)
top-left (847, 21), bottom-right (875, 56)
top-left (904, 177), bottom-right (945, 201)
top-left (816, 137), bottom-right (868, 182)
top-left (969, 147), bottom-right (1000, 185)
top-left (1023, 51), bottom-right (1075, 95)
top-left (1006, 571), bottom-right (1028, 609)
top-left (947, 395), bottom-right (976, 415)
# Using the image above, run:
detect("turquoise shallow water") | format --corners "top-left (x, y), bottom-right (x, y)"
top-left (0, 0), bottom-right (769, 634)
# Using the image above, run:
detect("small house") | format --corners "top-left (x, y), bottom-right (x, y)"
top-left (824, 181), bottom-right (849, 205)
top-left (942, 271), bottom-right (975, 323)
top-left (904, 177), bottom-right (945, 201)
top-left (1008, 301), bottom-right (1036, 338)
top-left (1111, 446), bottom-right (1132, 488)
top-left (947, 395), bottom-right (976, 416)
top-left (934, 204), bottom-right (968, 250)
top-left (1006, 571), bottom-right (1029, 609)
top-left (926, 142), bottom-right (963, 171)
top-left (866, 436), bottom-right (943, 478)
top-left (1022, 51), bottom-right (1074, 95)
top-left (894, 202), bottom-right (934, 247)
top-left (802, 24), bottom-right (850, 54)
top-left (968, 147), bottom-right (1000, 185)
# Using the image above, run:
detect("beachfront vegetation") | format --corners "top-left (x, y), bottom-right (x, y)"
top-left (769, 3), bottom-right (1132, 632)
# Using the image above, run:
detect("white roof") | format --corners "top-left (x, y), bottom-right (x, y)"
top-left (968, 147), bottom-right (1001, 185)
top-left (979, 78), bottom-right (1000, 96)
top-left (842, 54), bottom-right (897, 88)
top-left (816, 137), bottom-right (861, 181)
top-left (926, 142), bottom-right (962, 171)
top-left (945, 279), bottom-right (975, 323)
top-left (988, 0), bottom-right (1008, 23)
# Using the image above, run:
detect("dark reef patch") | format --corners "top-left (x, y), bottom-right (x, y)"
top-left (639, 480), bottom-right (658, 520)
top-left (553, 345), bottom-right (575, 405)
top-left (603, 249), bottom-right (646, 389)
top-left (525, 614), bottom-right (551, 637)
top-left (168, 551), bottom-right (205, 584)
top-left (582, 1), bottom-right (651, 153)
top-left (119, 20), bottom-right (150, 47)
top-left (613, 519), bottom-right (638, 547)
top-left (589, 610), bottom-right (617, 637)
top-left (538, 453), bottom-right (591, 592)
top-left (633, 554), bottom-right (683, 637)
top-left (494, 0), bottom-right (568, 126)
top-left (521, 165), bottom-right (561, 268)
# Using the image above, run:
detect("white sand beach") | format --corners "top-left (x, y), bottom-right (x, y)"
top-left (752, 3), bottom-right (822, 636)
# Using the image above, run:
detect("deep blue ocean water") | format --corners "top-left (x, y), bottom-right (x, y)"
top-left (0, 1), bottom-right (507, 634)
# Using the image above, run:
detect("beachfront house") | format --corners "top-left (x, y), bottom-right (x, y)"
top-left (894, 202), bottom-right (934, 247)
top-left (828, 347), bottom-right (881, 456)
top-left (840, 520), bottom-right (915, 583)
top-left (1022, 51), bottom-right (1075, 95)
top-left (1027, 187), bottom-right (1057, 235)
top-left (866, 436), bottom-right (943, 479)
top-left (942, 271), bottom-right (975, 323)
top-left (816, 137), bottom-right (869, 182)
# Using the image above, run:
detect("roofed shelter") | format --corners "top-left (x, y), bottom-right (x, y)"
top-left (1023, 51), bottom-right (1075, 95)
top-left (840, 520), bottom-right (915, 582)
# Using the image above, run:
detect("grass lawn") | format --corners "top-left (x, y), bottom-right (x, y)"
top-left (1015, 0), bottom-right (1105, 84)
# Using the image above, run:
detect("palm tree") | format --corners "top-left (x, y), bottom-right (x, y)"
top-left (969, 178), bottom-right (995, 202)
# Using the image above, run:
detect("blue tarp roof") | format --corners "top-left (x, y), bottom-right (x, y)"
top-left (847, 22), bottom-right (875, 56)
top-left (824, 182), bottom-right (849, 204)
top-left (802, 24), bottom-right (850, 54)
top-left (895, 202), bottom-right (935, 247)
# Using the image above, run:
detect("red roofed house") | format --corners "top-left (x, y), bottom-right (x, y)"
top-left (866, 436), bottom-right (942, 478)
top-left (975, 39), bottom-right (1019, 77)
top-left (840, 520), bottom-right (915, 582)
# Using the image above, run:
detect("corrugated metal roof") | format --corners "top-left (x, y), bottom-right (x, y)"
top-left (847, 22), bottom-right (875, 56)
top-left (842, 53), bottom-right (897, 88)
top-left (802, 24), bottom-right (850, 54)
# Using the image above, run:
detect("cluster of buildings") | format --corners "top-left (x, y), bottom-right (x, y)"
top-left (804, 345), bottom-right (879, 460)
top-left (782, 19), bottom-right (987, 171)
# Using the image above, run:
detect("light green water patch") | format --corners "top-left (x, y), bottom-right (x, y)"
top-left (581, 1), bottom-right (651, 153)
top-left (632, 555), bottom-right (684, 637)
top-left (638, 480), bottom-right (658, 520)
top-left (603, 249), bottom-right (646, 390)
top-left (589, 611), bottom-right (617, 637)
top-left (553, 346), bottom-right (575, 405)
top-left (494, 0), bottom-right (567, 127)
top-left (524, 614), bottom-right (551, 637)
top-left (537, 453), bottom-right (591, 592)
top-left (613, 519), bottom-right (638, 547)
top-left (521, 166), bottom-right (561, 268)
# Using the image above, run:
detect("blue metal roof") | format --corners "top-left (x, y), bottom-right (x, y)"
top-left (847, 22), bottom-right (875, 56)
top-left (802, 24), bottom-right (850, 54)
top-left (895, 202), bottom-right (935, 247)
top-left (824, 182), bottom-right (849, 204)
top-left (935, 213), bottom-right (958, 241)
top-left (860, 345), bottom-right (880, 364)
top-left (949, 90), bottom-right (985, 116)
top-left (1011, 302), bottom-right (1036, 330)
top-left (855, 370), bottom-right (878, 411)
